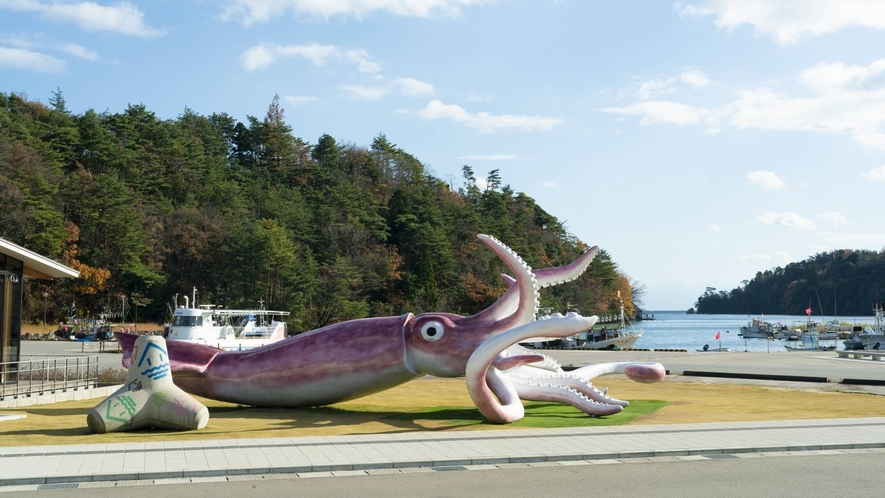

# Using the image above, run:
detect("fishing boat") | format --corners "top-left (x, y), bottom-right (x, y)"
top-left (55, 301), bottom-right (117, 341)
top-left (165, 288), bottom-right (290, 351)
top-left (56, 315), bottom-right (114, 341)
top-left (843, 303), bottom-right (885, 351)
top-left (784, 332), bottom-right (835, 352)
top-left (738, 317), bottom-right (777, 338)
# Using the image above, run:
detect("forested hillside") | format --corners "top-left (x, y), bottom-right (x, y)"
top-left (694, 249), bottom-right (885, 316)
top-left (1, 90), bottom-right (637, 332)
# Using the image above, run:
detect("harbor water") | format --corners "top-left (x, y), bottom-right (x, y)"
top-left (631, 311), bottom-right (876, 352)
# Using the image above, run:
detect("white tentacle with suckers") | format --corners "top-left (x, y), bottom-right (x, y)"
top-left (466, 314), bottom-right (599, 423)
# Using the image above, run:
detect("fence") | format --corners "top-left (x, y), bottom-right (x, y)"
top-left (0, 355), bottom-right (99, 401)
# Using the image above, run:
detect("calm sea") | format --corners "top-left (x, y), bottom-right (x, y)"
top-left (630, 311), bottom-right (877, 352)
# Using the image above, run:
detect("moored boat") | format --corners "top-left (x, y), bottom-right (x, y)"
top-left (696, 344), bottom-right (731, 352)
top-left (165, 288), bottom-right (290, 351)
top-left (843, 303), bottom-right (885, 351)
top-left (784, 332), bottom-right (835, 352)
top-left (738, 317), bottom-right (778, 338)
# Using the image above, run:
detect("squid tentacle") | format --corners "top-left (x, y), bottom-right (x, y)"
top-left (511, 382), bottom-right (624, 416)
top-left (488, 246), bottom-right (599, 322)
top-left (569, 362), bottom-right (666, 384)
top-left (508, 368), bottom-right (630, 407)
top-left (503, 345), bottom-right (561, 372)
top-left (464, 235), bottom-right (541, 327)
top-left (466, 314), bottom-right (598, 423)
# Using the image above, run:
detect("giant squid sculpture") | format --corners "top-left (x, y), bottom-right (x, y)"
top-left (117, 235), bottom-right (664, 423)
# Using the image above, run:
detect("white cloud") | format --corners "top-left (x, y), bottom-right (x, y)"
top-left (773, 251), bottom-right (793, 261)
top-left (344, 49), bottom-right (381, 73)
top-left (676, 0), bottom-right (885, 44)
top-left (340, 78), bottom-right (435, 101)
top-left (637, 78), bottom-right (676, 100)
top-left (818, 211), bottom-right (849, 226)
top-left (0, 46), bottom-right (65, 72)
top-left (220, 0), bottom-right (497, 25)
top-left (468, 92), bottom-right (493, 102)
top-left (458, 154), bottom-right (528, 161)
top-left (277, 42), bottom-right (340, 66)
top-left (860, 164), bottom-right (885, 181)
top-left (633, 70), bottom-right (712, 101)
top-left (540, 181), bottom-right (557, 188)
top-left (284, 95), bottom-right (319, 106)
top-left (341, 84), bottom-right (389, 101)
top-left (417, 100), bottom-right (562, 133)
top-left (608, 58), bottom-right (885, 150)
top-left (602, 101), bottom-right (708, 126)
top-left (0, 34), bottom-right (40, 49)
top-left (754, 211), bottom-right (816, 230)
top-left (240, 44), bottom-right (276, 71)
top-left (798, 60), bottom-right (885, 91)
top-left (394, 77), bottom-right (434, 97)
top-left (680, 69), bottom-right (712, 87)
top-left (746, 170), bottom-right (786, 190)
top-left (707, 224), bottom-right (722, 231)
top-left (240, 43), bottom-right (381, 73)
top-left (0, 0), bottom-right (165, 37)
top-left (59, 43), bottom-right (97, 61)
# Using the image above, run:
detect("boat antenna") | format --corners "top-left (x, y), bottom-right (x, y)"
top-left (813, 285), bottom-right (825, 321)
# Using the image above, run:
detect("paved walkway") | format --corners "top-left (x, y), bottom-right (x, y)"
top-left (2, 418), bottom-right (884, 488)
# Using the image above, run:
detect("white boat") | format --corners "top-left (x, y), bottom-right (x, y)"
top-left (784, 332), bottom-right (835, 352)
top-left (738, 317), bottom-right (778, 338)
top-left (696, 345), bottom-right (730, 352)
top-left (843, 304), bottom-right (885, 351)
top-left (783, 319), bottom-right (839, 342)
top-left (165, 289), bottom-right (290, 351)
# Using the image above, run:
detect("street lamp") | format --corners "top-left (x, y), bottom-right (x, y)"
top-left (42, 291), bottom-right (48, 326)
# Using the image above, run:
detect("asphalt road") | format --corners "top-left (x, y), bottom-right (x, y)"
top-left (2, 452), bottom-right (882, 498)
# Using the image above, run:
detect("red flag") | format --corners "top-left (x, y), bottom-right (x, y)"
top-left (805, 307), bottom-right (812, 315)
top-left (715, 331), bottom-right (721, 340)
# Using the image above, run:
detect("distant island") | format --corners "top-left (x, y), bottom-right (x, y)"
top-left (694, 249), bottom-right (885, 316)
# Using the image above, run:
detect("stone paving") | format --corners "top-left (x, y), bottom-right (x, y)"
top-left (2, 418), bottom-right (884, 489)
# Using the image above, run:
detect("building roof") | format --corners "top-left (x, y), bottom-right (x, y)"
top-left (0, 238), bottom-right (79, 280)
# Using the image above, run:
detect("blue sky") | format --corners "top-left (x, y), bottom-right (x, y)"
top-left (3, 0), bottom-right (885, 311)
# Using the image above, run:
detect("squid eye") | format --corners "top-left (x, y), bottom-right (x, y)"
top-left (420, 321), bottom-right (445, 342)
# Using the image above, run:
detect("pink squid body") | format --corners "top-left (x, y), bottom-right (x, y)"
top-left (121, 315), bottom-right (419, 407)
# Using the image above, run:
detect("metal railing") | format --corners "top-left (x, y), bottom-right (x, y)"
top-left (0, 355), bottom-right (99, 401)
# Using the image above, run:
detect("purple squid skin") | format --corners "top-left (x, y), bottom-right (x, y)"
top-left (117, 310), bottom-right (508, 408)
